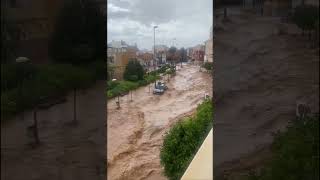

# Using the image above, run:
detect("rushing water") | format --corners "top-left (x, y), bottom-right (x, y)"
top-left (107, 64), bottom-right (212, 180)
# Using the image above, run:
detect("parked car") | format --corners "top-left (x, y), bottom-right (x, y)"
top-left (157, 82), bottom-right (168, 90)
top-left (153, 85), bottom-right (164, 95)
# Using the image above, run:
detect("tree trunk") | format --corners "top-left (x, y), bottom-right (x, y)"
top-left (33, 108), bottom-right (40, 145)
top-left (73, 88), bottom-right (77, 123)
top-left (308, 30), bottom-right (311, 41)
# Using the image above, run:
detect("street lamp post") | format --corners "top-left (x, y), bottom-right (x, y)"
top-left (16, 57), bottom-right (40, 145)
top-left (16, 57), bottom-right (30, 122)
top-left (153, 25), bottom-right (158, 71)
top-left (153, 25), bottom-right (158, 88)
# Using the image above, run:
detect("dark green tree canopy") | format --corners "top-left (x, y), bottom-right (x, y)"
top-left (49, 0), bottom-right (106, 64)
top-left (293, 5), bottom-right (319, 31)
top-left (123, 59), bottom-right (144, 81)
top-left (167, 46), bottom-right (177, 63)
top-left (179, 47), bottom-right (187, 62)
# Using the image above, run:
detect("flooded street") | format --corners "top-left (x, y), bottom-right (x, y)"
top-left (1, 82), bottom-right (106, 180)
top-left (213, 7), bottom-right (319, 176)
top-left (107, 64), bottom-right (212, 180)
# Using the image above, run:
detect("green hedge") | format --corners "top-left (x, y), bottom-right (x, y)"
top-left (106, 67), bottom-right (165, 99)
top-left (160, 99), bottom-right (213, 180)
top-left (1, 63), bottom-right (99, 121)
top-left (248, 115), bottom-right (319, 180)
top-left (106, 74), bottom-right (160, 99)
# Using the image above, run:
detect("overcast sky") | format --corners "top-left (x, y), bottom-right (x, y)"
top-left (107, 0), bottom-right (213, 50)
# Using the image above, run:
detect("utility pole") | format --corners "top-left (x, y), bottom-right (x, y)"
top-left (153, 26), bottom-right (158, 88)
top-left (153, 26), bottom-right (158, 71)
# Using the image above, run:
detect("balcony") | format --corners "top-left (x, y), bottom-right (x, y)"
top-left (181, 128), bottom-right (213, 180)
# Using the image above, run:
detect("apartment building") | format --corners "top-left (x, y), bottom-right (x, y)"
top-left (263, 0), bottom-right (318, 17)
top-left (204, 26), bottom-right (214, 63)
top-left (154, 45), bottom-right (168, 64)
top-left (107, 40), bottom-right (138, 79)
top-left (1, 0), bottom-right (106, 64)
top-left (192, 45), bottom-right (205, 65)
top-left (137, 52), bottom-right (153, 70)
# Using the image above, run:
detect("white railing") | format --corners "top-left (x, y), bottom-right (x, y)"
top-left (181, 128), bottom-right (213, 180)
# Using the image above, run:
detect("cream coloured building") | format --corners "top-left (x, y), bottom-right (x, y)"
top-left (204, 26), bottom-right (213, 63)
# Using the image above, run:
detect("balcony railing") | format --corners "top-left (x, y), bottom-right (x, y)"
top-left (181, 128), bottom-right (213, 180)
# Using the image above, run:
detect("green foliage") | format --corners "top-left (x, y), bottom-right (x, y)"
top-left (160, 99), bottom-right (213, 180)
top-left (1, 62), bottom-right (36, 92)
top-left (123, 59), bottom-right (145, 81)
top-left (179, 48), bottom-right (187, 62)
top-left (293, 5), bottom-right (319, 31)
top-left (157, 64), bottom-right (171, 74)
top-left (247, 115), bottom-right (319, 180)
top-left (88, 60), bottom-right (106, 80)
top-left (106, 81), bottom-right (139, 98)
top-left (165, 66), bottom-right (176, 75)
top-left (106, 65), bottom-right (168, 99)
top-left (202, 62), bottom-right (213, 71)
top-left (1, 90), bottom-right (19, 119)
top-left (1, 64), bottom-right (96, 120)
top-left (49, 0), bottom-right (106, 64)
top-left (106, 74), bottom-right (160, 99)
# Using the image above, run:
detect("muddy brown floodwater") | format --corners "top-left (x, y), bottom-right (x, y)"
top-left (107, 64), bottom-right (212, 180)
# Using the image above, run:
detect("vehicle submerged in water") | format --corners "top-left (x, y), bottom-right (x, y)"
top-left (153, 82), bottom-right (168, 95)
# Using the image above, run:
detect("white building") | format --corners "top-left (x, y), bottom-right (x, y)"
top-left (204, 26), bottom-right (213, 63)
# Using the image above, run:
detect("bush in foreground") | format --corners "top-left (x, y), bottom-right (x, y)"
top-left (248, 115), bottom-right (319, 180)
top-left (160, 99), bottom-right (213, 180)
top-left (293, 5), bottom-right (319, 34)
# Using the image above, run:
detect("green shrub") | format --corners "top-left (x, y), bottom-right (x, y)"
top-left (1, 90), bottom-right (18, 119)
top-left (107, 81), bottom-right (139, 98)
top-left (202, 62), bottom-right (213, 71)
top-left (160, 99), bottom-right (213, 180)
top-left (1, 63), bottom-right (36, 92)
top-left (293, 5), bottom-right (319, 31)
top-left (1, 63), bottom-right (96, 121)
top-left (106, 68), bottom-right (162, 99)
top-left (247, 115), bottom-right (319, 180)
top-left (107, 80), bottom-right (119, 90)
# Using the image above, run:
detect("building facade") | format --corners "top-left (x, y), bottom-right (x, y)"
top-left (1, 0), bottom-right (106, 64)
top-left (107, 40), bottom-right (138, 80)
top-left (204, 26), bottom-right (214, 63)
top-left (192, 45), bottom-right (205, 65)
top-left (154, 45), bottom-right (168, 65)
top-left (263, 0), bottom-right (318, 17)
top-left (137, 52), bottom-right (153, 70)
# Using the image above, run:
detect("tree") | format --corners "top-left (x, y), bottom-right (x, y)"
top-left (179, 48), bottom-right (187, 62)
top-left (167, 47), bottom-right (177, 64)
top-left (1, 22), bottom-right (19, 64)
top-left (123, 59), bottom-right (144, 81)
top-left (49, 0), bottom-right (106, 65)
top-left (293, 5), bottom-right (319, 38)
top-left (107, 62), bottom-right (116, 80)
top-left (49, 0), bottom-right (105, 125)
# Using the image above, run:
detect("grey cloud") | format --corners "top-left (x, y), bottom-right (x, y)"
top-left (107, 0), bottom-right (213, 49)
top-left (108, 11), bottom-right (130, 19)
